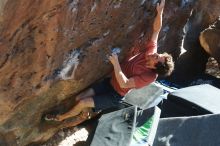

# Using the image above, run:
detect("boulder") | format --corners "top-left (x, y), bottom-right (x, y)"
top-left (0, 0), bottom-right (158, 145)
top-left (166, 0), bottom-right (220, 83)
top-left (200, 17), bottom-right (220, 63)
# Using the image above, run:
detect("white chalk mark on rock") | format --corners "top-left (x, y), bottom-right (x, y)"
top-left (114, 3), bottom-right (121, 9)
top-left (91, 2), bottom-right (97, 12)
top-left (128, 25), bottom-right (134, 30)
top-left (59, 49), bottom-right (80, 80)
top-left (141, 0), bottom-right (146, 5)
top-left (113, 0), bottom-right (122, 9)
top-left (162, 25), bottom-right (169, 32)
top-left (69, 0), bottom-right (79, 13)
top-left (111, 47), bottom-right (121, 55)
top-left (103, 30), bottom-right (110, 37)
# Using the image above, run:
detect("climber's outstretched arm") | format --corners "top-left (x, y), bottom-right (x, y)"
top-left (151, 0), bottom-right (165, 43)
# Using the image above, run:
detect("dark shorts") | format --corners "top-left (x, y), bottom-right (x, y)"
top-left (92, 78), bottom-right (123, 112)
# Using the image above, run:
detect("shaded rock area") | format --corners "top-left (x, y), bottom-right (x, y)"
top-left (0, 0), bottom-right (219, 145)
top-left (165, 0), bottom-right (220, 84)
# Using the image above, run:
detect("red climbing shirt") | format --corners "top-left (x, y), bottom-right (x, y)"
top-left (111, 40), bottom-right (158, 96)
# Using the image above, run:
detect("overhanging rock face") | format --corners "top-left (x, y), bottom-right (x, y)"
top-left (0, 0), bottom-right (219, 145)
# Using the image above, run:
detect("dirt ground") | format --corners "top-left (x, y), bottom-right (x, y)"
top-left (39, 115), bottom-right (100, 146)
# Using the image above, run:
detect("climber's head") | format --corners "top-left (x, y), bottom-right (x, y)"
top-left (145, 52), bottom-right (174, 77)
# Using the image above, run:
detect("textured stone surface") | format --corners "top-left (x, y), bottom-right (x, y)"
top-left (0, 0), bottom-right (158, 145)
top-left (200, 17), bottom-right (220, 63)
top-left (0, 0), bottom-right (219, 145)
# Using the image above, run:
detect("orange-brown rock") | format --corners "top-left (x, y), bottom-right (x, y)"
top-left (0, 0), bottom-right (219, 145)
top-left (200, 17), bottom-right (220, 63)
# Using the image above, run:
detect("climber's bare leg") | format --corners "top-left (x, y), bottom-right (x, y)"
top-left (45, 88), bottom-right (95, 122)
top-left (57, 97), bottom-right (95, 121)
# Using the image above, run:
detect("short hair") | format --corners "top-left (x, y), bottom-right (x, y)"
top-left (154, 53), bottom-right (174, 77)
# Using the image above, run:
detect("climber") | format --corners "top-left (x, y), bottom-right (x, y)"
top-left (45, 0), bottom-right (174, 122)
